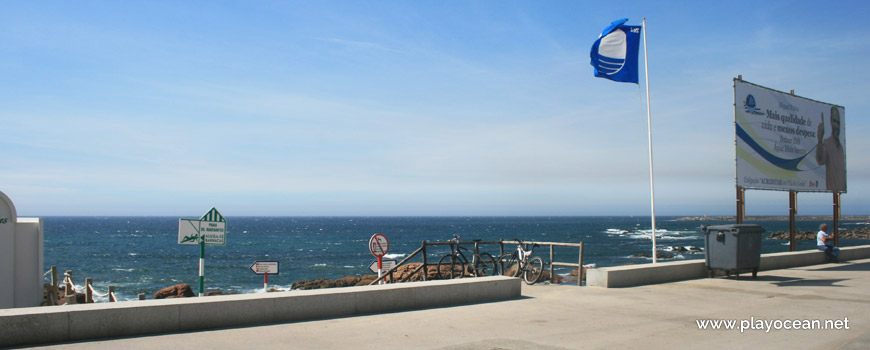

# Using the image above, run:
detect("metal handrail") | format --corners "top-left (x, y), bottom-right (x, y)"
top-left (369, 239), bottom-right (585, 286)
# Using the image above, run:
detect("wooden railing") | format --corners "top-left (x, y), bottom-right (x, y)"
top-left (43, 266), bottom-right (117, 305)
top-left (370, 239), bottom-right (585, 286)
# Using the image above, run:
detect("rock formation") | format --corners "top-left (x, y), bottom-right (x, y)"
top-left (153, 283), bottom-right (196, 299)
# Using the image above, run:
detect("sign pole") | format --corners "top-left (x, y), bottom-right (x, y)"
top-left (199, 237), bottom-right (205, 297)
top-left (642, 17), bottom-right (658, 263)
top-left (377, 256), bottom-right (383, 284)
top-left (264, 272), bottom-right (268, 291)
top-left (369, 233), bottom-right (390, 285)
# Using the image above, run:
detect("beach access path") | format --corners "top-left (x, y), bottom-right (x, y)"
top-left (34, 258), bottom-right (870, 349)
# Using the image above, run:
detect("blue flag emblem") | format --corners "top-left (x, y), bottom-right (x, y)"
top-left (590, 18), bottom-right (641, 84)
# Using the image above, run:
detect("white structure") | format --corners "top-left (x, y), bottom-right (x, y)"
top-left (0, 190), bottom-right (44, 309)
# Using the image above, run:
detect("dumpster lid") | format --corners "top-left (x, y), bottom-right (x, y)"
top-left (701, 224), bottom-right (765, 233)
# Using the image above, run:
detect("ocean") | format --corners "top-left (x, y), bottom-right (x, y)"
top-left (43, 216), bottom-right (870, 301)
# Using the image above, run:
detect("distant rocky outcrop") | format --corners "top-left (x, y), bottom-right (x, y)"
top-left (675, 215), bottom-right (870, 221)
top-left (766, 227), bottom-right (870, 240)
top-left (154, 284), bottom-right (195, 299)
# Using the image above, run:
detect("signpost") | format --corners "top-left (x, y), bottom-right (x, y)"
top-left (368, 259), bottom-right (397, 274)
top-left (369, 233), bottom-right (389, 284)
top-left (178, 207), bottom-right (227, 296)
top-left (250, 261), bottom-right (279, 291)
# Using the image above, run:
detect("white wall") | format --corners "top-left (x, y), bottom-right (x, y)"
top-left (0, 191), bottom-right (17, 309)
top-left (15, 218), bottom-right (44, 307)
top-left (0, 190), bottom-right (44, 309)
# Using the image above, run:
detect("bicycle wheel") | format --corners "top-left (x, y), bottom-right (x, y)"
top-left (498, 252), bottom-right (520, 277)
top-left (437, 254), bottom-right (465, 279)
top-left (523, 256), bottom-right (544, 285)
top-left (473, 252), bottom-right (497, 277)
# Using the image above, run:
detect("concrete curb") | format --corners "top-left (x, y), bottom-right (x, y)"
top-left (0, 276), bottom-right (520, 347)
top-left (587, 244), bottom-right (870, 288)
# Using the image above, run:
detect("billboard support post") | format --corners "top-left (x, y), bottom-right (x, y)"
top-left (736, 186), bottom-right (745, 224)
top-left (789, 191), bottom-right (797, 252)
top-left (834, 193), bottom-right (841, 246)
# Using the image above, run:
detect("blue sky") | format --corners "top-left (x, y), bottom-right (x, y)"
top-left (1, 1), bottom-right (868, 216)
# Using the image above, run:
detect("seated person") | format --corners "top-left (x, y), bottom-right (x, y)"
top-left (817, 223), bottom-right (840, 263)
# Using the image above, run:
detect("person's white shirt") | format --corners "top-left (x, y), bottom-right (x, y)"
top-left (817, 230), bottom-right (832, 246)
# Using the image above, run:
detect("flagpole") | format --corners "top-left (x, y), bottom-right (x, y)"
top-left (642, 17), bottom-right (657, 263)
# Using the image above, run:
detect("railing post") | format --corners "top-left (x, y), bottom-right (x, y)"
top-left (51, 266), bottom-right (58, 290)
top-left (549, 244), bottom-right (555, 283)
top-left (422, 240), bottom-right (428, 281)
top-left (109, 286), bottom-right (116, 302)
top-left (578, 242), bottom-right (585, 287)
top-left (65, 270), bottom-right (74, 293)
top-left (85, 278), bottom-right (93, 303)
top-left (50, 266), bottom-right (59, 305)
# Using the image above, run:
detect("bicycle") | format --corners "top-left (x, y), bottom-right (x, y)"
top-left (497, 238), bottom-right (544, 284)
top-left (436, 235), bottom-right (497, 279)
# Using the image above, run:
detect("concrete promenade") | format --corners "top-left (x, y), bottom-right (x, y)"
top-left (27, 258), bottom-right (869, 349)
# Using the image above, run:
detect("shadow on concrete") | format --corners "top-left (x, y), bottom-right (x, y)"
top-left (772, 278), bottom-right (847, 288)
top-left (750, 275), bottom-right (847, 287)
top-left (813, 262), bottom-right (870, 272)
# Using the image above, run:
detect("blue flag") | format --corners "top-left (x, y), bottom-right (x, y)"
top-left (590, 18), bottom-right (641, 84)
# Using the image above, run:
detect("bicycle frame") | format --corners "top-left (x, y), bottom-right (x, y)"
top-left (449, 237), bottom-right (482, 266)
top-left (437, 236), bottom-right (496, 279)
top-left (499, 239), bottom-right (543, 284)
top-left (513, 240), bottom-right (535, 267)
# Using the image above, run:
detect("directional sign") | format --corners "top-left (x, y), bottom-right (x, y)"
top-left (250, 261), bottom-right (279, 275)
top-left (368, 259), bottom-right (397, 274)
top-left (199, 207), bottom-right (226, 246)
top-left (369, 233), bottom-right (389, 258)
top-left (178, 218), bottom-right (201, 244)
top-left (178, 208), bottom-right (226, 245)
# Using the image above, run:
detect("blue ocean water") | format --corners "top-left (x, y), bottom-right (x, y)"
top-left (43, 216), bottom-right (870, 301)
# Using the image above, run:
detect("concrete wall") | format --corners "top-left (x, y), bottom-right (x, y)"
top-left (0, 191), bottom-right (15, 309)
top-left (587, 245), bottom-right (870, 288)
top-left (0, 276), bottom-right (520, 347)
top-left (15, 218), bottom-right (43, 308)
top-left (0, 190), bottom-right (44, 309)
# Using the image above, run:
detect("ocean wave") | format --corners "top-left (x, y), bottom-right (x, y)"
top-left (384, 253), bottom-right (406, 259)
top-left (605, 228), bottom-right (630, 235)
top-left (619, 229), bottom-right (701, 241)
top-left (660, 245), bottom-right (703, 253)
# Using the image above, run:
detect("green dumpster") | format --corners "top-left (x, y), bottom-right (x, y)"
top-left (701, 224), bottom-right (765, 279)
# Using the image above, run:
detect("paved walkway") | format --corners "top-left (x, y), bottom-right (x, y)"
top-left (30, 259), bottom-right (870, 349)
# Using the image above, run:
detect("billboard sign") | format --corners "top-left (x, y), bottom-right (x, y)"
top-left (734, 79), bottom-right (846, 193)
